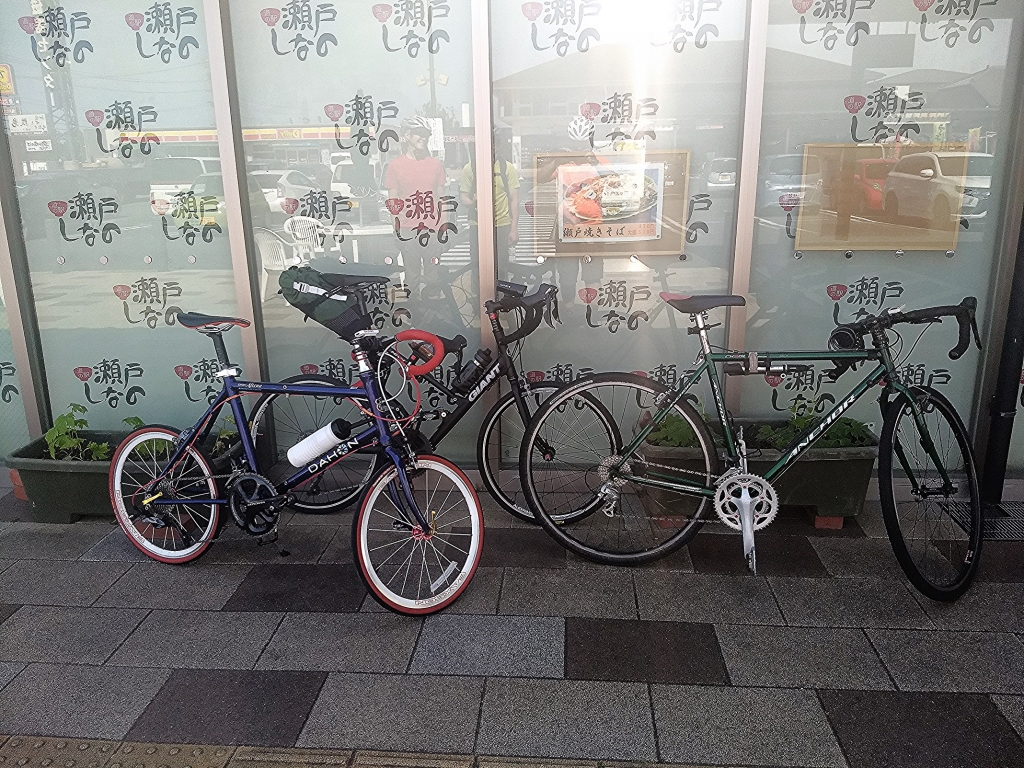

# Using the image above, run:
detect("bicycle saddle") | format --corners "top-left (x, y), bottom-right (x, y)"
top-left (660, 293), bottom-right (745, 315)
top-left (177, 312), bottom-right (251, 331)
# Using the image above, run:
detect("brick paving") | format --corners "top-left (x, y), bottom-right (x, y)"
top-left (1, 490), bottom-right (1023, 767)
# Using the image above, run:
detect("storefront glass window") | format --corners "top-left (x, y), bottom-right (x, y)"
top-left (0, 292), bottom-right (30, 459)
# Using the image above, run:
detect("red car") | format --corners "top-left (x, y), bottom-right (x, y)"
top-left (854, 159), bottom-right (896, 214)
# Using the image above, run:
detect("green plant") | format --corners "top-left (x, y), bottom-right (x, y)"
top-left (122, 415), bottom-right (145, 430)
top-left (753, 412), bottom-right (875, 451)
top-left (645, 413), bottom-right (700, 448)
top-left (44, 403), bottom-right (110, 461)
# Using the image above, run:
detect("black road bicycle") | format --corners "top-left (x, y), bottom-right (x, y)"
top-left (519, 292), bottom-right (984, 601)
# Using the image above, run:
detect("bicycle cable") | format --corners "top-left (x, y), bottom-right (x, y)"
top-left (895, 322), bottom-right (932, 369)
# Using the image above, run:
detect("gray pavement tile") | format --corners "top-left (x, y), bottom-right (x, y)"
top-left (916, 582), bottom-right (1024, 632)
top-left (317, 526), bottom-right (354, 564)
top-left (108, 610), bottom-right (284, 670)
top-left (716, 625), bottom-right (893, 690)
top-left (991, 695), bottom-right (1024, 742)
top-left (205, 526), bottom-right (336, 565)
top-left (499, 568), bottom-right (637, 619)
top-left (0, 522), bottom-right (113, 560)
top-left (361, 567), bottom-right (503, 615)
top-left (410, 615), bottom-right (563, 678)
top-left (0, 603), bottom-right (18, 624)
top-left (976, 541), bottom-right (1024, 583)
top-left (808, 537), bottom-right (906, 580)
top-left (95, 563), bottom-right (253, 610)
top-left (480, 498), bottom-right (533, 529)
top-left (0, 662), bottom-right (25, 691)
top-left (256, 613), bottom-right (420, 672)
top-left (652, 684), bottom-right (846, 767)
top-left (634, 572), bottom-right (783, 624)
top-left (819, 689), bottom-right (1024, 768)
top-left (769, 577), bottom-right (933, 628)
top-left (856, 501), bottom-right (888, 539)
top-left (690, 534), bottom-right (828, 577)
top-left (297, 673), bottom-right (483, 753)
top-left (129, 669), bottom-right (326, 746)
top-left (80, 528), bottom-right (152, 562)
top-left (477, 678), bottom-right (656, 761)
top-left (479, 528), bottom-right (566, 569)
top-left (0, 662), bottom-right (170, 739)
top-left (867, 629), bottom-right (1024, 694)
top-left (0, 560), bottom-right (131, 606)
top-left (0, 605), bottom-right (148, 664)
top-left (0, 560), bottom-right (14, 574)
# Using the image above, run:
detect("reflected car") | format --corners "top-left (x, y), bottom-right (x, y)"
top-left (883, 151), bottom-right (993, 226)
top-left (757, 154), bottom-right (822, 214)
top-left (853, 159), bottom-right (896, 214)
top-left (149, 156), bottom-right (221, 212)
top-left (188, 173), bottom-right (273, 229)
top-left (704, 157), bottom-right (737, 195)
top-left (252, 169), bottom-right (317, 214)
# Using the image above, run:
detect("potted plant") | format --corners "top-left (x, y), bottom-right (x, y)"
top-left (3, 404), bottom-right (130, 524)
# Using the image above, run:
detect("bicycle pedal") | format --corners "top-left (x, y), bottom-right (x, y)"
top-left (256, 527), bottom-right (279, 546)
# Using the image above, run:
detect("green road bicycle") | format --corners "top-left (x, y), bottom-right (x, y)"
top-left (519, 292), bottom-right (984, 601)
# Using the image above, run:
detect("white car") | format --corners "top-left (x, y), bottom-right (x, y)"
top-left (149, 156), bottom-right (221, 214)
top-left (883, 151), bottom-right (993, 226)
top-left (252, 169), bottom-right (317, 214)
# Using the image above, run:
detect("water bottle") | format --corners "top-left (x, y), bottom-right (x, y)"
top-left (287, 418), bottom-right (352, 467)
top-left (452, 349), bottom-right (493, 394)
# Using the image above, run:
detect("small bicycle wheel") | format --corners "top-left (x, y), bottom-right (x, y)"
top-left (520, 373), bottom-right (719, 565)
top-left (249, 374), bottom-right (381, 514)
top-left (879, 386), bottom-right (982, 601)
top-left (354, 455), bottom-right (483, 615)
top-left (110, 427), bottom-right (219, 563)
top-left (477, 381), bottom-right (561, 523)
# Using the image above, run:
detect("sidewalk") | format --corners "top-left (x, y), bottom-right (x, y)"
top-left (1, 489), bottom-right (1023, 768)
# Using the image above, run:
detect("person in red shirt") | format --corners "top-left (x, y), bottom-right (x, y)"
top-left (385, 117), bottom-right (448, 296)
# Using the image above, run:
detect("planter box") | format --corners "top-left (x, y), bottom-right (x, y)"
top-left (4, 431), bottom-right (125, 524)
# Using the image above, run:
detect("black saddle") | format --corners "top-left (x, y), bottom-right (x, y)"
top-left (177, 312), bottom-right (251, 332)
top-left (660, 293), bottom-right (746, 315)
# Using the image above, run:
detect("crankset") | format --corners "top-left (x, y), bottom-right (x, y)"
top-left (228, 472), bottom-right (288, 536)
top-left (714, 471), bottom-right (779, 575)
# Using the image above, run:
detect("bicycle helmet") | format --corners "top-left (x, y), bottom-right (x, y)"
top-left (400, 116), bottom-right (432, 137)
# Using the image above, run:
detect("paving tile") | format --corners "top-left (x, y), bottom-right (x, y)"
top-left (808, 537), bottom-right (905, 580)
top-left (79, 529), bottom-right (153, 562)
top-left (758, 505), bottom-right (865, 538)
top-left (0, 560), bottom-right (14, 574)
top-left (480, 498), bottom-right (533, 529)
top-left (689, 533), bottom-right (827, 577)
top-left (634, 572), bottom-right (783, 624)
top-left (653, 684), bottom-right (846, 767)
top-left (108, 610), bottom-right (284, 670)
top-left (205, 527), bottom-right (336, 565)
top-left (0, 522), bottom-right (113, 560)
top-left (991, 695), bottom-right (1024, 742)
top-left (108, 742), bottom-right (235, 768)
top-left (914, 582), bottom-right (1024, 632)
top-left (819, 689), bottom-right (1024, 768)
top-left (477, 678), bottom-right (655, 761)
top-left (477, 758), bottom-right (598, 768)
top-left (229, 745), bottom-right (352, 768)
top-left (297, 673), bottom-right (483, 753)
top-left (0, 605), bottom-right (147, 664)
top-left (716, 625), bottom-right (893, 690)
top-left (565, 618), bottom-right (727, 685)
top-left (976, 541), bottom-right (1024, 583)
top-left (280, 509), bottom-right (352, 527)
top-left (317, 526), bottom-right (354, 564)
top-left (255, 613), bottom-right (419, 672)
top-left (129, 669), bottom-right (326, 746)
top-left (0, 663), bottom-right (170, 739)
top-left (770, 577), bottom-right (932, 628)
top-left (0, 662), bottom-right (25, 691)
top-left (352, 750), bottom-right (473, 767)
top-left (0, 493), bottom-right (32, 523)
top-left (624, 543), bottom-right (694, 572)
top-left (361, 567), bottom-right (503, 615)
top-left (222, 564), bottom-right (365, 612)
top-left (0, 560), bottom-right (131, 606)
top-left (856, 501), bottom-right (888, 539)
top-left (0, 604), bottom-right (19, 625)
top-left (479, 528), bottom-right (566, 569)
top-left (499, 568), bottom-right (637, 619)
top-left (0, 735), bottom-right (121, 768)
top-left (95, 563), bottom-right (253, 610)
top-left (867, 629), bottom-right (1024, 694)
top-left (410, 615), bottom-right (563, 678)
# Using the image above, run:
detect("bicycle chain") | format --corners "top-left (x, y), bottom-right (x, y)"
top-left (631, 453), bottom-right (733, 527)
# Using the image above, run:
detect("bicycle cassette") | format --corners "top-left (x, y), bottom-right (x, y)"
top-left (228, 473), bottom-right (283, 536)
top-left (597, 455), bottom-right (632, 488)
top-left (714, 472), bottom-right (779, 532)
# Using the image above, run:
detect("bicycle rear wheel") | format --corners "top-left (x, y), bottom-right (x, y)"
top-left (520, 373), bottom-right (719, 565)
top-left (879, 386), bottom-right (982, 601)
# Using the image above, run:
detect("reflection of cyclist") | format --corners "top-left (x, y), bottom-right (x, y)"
top-left (461, 134), bottom-right (520, 260)
top-left (385, 116), bottom-right (447, 294)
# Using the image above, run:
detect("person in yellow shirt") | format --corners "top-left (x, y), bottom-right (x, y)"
top-left (460, 136), bottom-right (519, 261)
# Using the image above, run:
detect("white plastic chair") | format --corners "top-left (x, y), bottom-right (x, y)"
top-left (254, 228), bottom-right (300, 301)
top-left (283, 216), bottom-right (326, 263)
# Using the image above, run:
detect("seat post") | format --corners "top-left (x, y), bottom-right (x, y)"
top-left (691, 312), bottom-right (714, 356)
top-left (210, 332), bottom-right (231, 369)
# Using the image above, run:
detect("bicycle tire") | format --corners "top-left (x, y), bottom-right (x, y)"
top-left (879, 386), bottom-right (982, 601)
top-left (249, 374), bottom-right (382, 514)
top-left (520, 372), bottom-right (719, 565)
top-left (353, 455), bottom-right (483, 615)
top-left (110, 426), bottom-right (219, 564)
top-left (477, 380), bottom-right (560, 523)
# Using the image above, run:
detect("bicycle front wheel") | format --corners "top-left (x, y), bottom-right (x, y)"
top-left (520, 373), bottom-right (720, 564)
top-left (354, 455), bottom-right (483, 615)
top-left (879, 387), bottom-right (982, 601)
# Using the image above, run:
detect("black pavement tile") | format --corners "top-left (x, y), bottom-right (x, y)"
top-left (565, 617), bottom-right (727, 685)
top-left (499, 568), bottom-right (637, 619)
top-left (297, 673), bottom-right (483, 753)
top-left (717, 625), bottom-right (893, 690)
top-left (759, 505), bottom-right (866, 538)
top-left (477, 678), bottom-right (656, 761)
top-left (0, 560), bottom-right (131, 606)
top-left (128, 669), bottom-right (327, 746)
top-left (992, 695), bottom-right (1024, 742)
top-left (0, 662), bottom-right (170, 739)
top-left (317, 526), bottom-right (354, 564)
top-left (809, 537), bottom-right (906, 580)
top-left (222, 564), bottom-right (365, 612)
top-left (95, 563), bottom-right (253, 610)
top-left (205, 526), bottom-right (336, 565)
top-left (478, 528), bottom-right (566, 569)
top-left (0, 522), bottom-right (113, 560)
top-left (866, 629), bottom-right (1024, 694)
top-left (689, 533), bottom-right (828, 577)
top-left (0, 604), bottom-right (19, 625)
top-left (0, 605), bottom-right (147, 664)
top-left (976, 541), bottom-right (1024, 583)
top-left (359, 566), bottom-right (503, 615)
top-left (819, 689), bottom-right (1024, 768)
top-left (769, 576), bottom-right (932, 628)
top-left (635, 572), bottom-right (783, 624)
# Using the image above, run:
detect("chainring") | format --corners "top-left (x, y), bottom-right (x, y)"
top-left (714, 472), bottom-right (779, 532)
top-left (228, 472), bottom-right (281, 536)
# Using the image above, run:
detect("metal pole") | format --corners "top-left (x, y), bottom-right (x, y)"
top-left (471, 0), bottom-right (496, 353)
